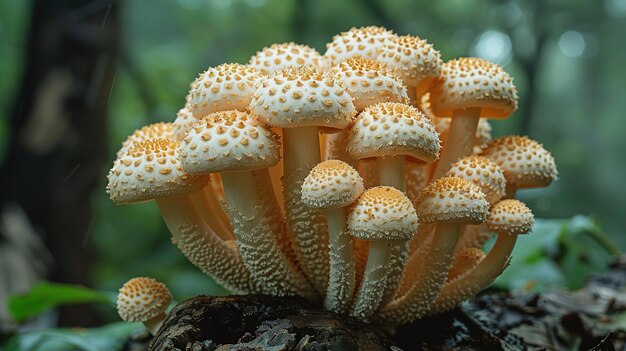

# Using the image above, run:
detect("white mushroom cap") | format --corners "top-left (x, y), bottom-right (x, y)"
top-left (180, 110), bottom-right (280, 174)
top-left (117, 123), bottom-right (174, 157)
top-left (324, 26), bottom-right (395, 66)
top-left (487, 199), bottom-right (534, 235)
top-left (172, 106), bottom-right (199, 141)
top-left (429, 58), bottom-right (518, 118)
top-left (249, 42), bottom-right (323, 75)
top-left (446, 156), bottom-right (506, 205)
top-left (331, 57), bottom-right (408, 112)
top-left (250, 65), bottom-right (356, 130)
top-left (116, 277), bottom-right (172, 323)
top-left (107, 138), bottom-right (207, 204)
top-left (187, 63), bottom-right (260, 118)
top-left (348, 186), bottom-right (419, 242)
top-left (378, 35), bottom-right (442, 94)
top-left (347, 102), bottom-right (440, 163)
top-left (301, 160), bottom-right (364, 209)
top-left (481, 136), bottom-right (558, 188)
top-left (417, 176), bottom-right (489, 224)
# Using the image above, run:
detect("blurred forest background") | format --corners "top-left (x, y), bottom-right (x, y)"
top-left (1, 0), bottom-right (626, 336)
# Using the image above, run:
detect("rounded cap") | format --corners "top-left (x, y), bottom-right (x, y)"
top-left (446, 156), bottom-right (506, 205)
top-left (172, 106), bottom-right (198, 141)
top-left (107, 138), bottom-right (207, 204)
top-left (117, 123), bottom-right (174, 157)
top-left (301, 160), bottom-right (364, 209)
top-left (429, 58), bottom-right (518, 118)
top-left (180, 110), bottom-right (280, 174)
top-left (117, 277), bottom-right (172, 323)
top-left (324, 26), bottom-right (395, 66)
top-left (348, 186), bottom-right (419, 242)
top-left (434, 117), bottom-right (492, 151)
top-left (250, 65), bottom-right (356, 129)
top-left (417, 176), bottom-right (489, 224)
top-left (249, 42), bottom-right (323, 75)
top-left (378, 35), bottom-right (442, 95)
top-left (347, 102), bottom-right (440, 163)
top-left (487, 199), bottom-right (534, 235)
top-left (332, 57), bottom-right (408, 112)
top-left (481, 136), bottom-right (558, 188)
top-left (187, 63), bottom-right (259, 118)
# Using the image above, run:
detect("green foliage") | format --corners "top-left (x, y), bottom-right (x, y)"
top-left (3, 322), bottom-right (142, 351)
top-left (7, 283), bottom-right (113, 323)
top-left (492, 215), bottom-right (614, 292)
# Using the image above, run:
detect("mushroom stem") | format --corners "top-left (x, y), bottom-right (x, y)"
top-left (432, 108), bottom-right (481, 179)
top-left (283, 126), bottom-right (329, 294)
top-left (504, 183), bottom-right (518, 199)
top-left (378, 156), bottom-right (406, 192)
top-left (406, 86), bottom-right (418, 106)
top-left (188, 187), bottom-right (234, 241)
top-left (325, 131), bottom-right (358, 168)
top-left (427, 234), bottom-right (517, 315)
top-left (379, 242), bottom-right (409, 306)
top-left (380, 222), bottom-right (460, 324)
top-left (156, 195), bottom-right (257, 293)
top-left (351, 241), bottom-right (392, 320)
top-left (221, 171), bottom-right (316, 300)
top-left (143, 312), bottom-right (167, 335)
top-left (324, 206), bottom-right (356, 313)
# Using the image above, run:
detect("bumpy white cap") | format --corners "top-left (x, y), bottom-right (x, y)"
top-left (187, 63), bottom-right (260, 118)
top-left (487, 199), bottom-right (534, 235)
top-left (172, 107), bottom-right (199, 141)
top-left (250, 65), bottom-right (356, 130)
top-left (180, 110), bottom-right (280, 174)
top-left (417, 177), bottom-right (489, 224)
top-left (107, 138), bottom-right (207, 204)
top-left (249, 42), bottom-right (323, 75)
top-left (117, 277), bottom-right (172, 323)
top-left (117, 123), bottom-right (174, 157)
top-left (378, 35), bottom-right (442, 95)
top-left (324, 26), bottom-right (395, 66)
top-left (348, 186), bottom-right (419, 242)
top-left (301, 160), bottom-right (364, 209)
top-left (347, 102), bottom-right (440, 163)
top-left (429, 58), bottom-right (518, 118)
top-left (446, 156), bottom-right (506, 205)
top-left (481, 136), bottom-right (558, 188)
top-left (331, 57), bottom-right (408, 112)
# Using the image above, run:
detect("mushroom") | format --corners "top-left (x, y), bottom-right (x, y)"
top-left (428, 199), bottom-right (534, 315)
top-left (107, 138), bottom-right (257, 293)
top-left (347, 102), bottom-right (440, 193)
top-left (117, 277), bottom-right (172, 335)
top-left (172, 106), bottom-right (199, 141)
top-left (324, 26), bottom-right (395, 67)
top-left (250, 65), bottom-right (356, 294)
top-left (446, 155), bottom-right (506, 205)
top-left (249, 42), bottom-right (323, 75)
top-left (348, 186), bottom-right (418, 320)
top-left (180, 110), bottom-right (315, 300)
top-left (481, 135), bottom-right (558, 198)
top-left (433, 117), bottom-right (493, 155)
top-left (302, 160), bottom-right (364, 313)
top-left (187, 63), bottom-right (259, 119)
top-left (429, 58), bottom-right (518, 179)
top-left (117, 122), bottom-right (174, 157)
top-left (446, 247), bottom-right (485, 281)
top-left (380, 177), bottom-right (488, 325)
top-left (378, 34), bottom-right (442, 105)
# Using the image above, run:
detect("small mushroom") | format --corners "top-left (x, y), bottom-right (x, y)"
top-left (116, 277), bottom-right (172, 335)
top-left (249, 42), bottom-right (323, 75)
top-left (302, 160), bottom-right (364, 313)
top-left (428, 199), bottom-right (534, 314)
top-left (481, 135), bottom-right (558, 198)
top-left (348, 186), bottom-right (418, 320)
top-left (324, 26), bottom-right (396, 67)
top-left (116, 122), bottom-right (174, 157)
top-left (430, 58), bottom-right (518, 179)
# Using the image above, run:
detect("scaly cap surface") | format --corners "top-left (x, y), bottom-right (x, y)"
top-left (417, 177), bottom-right (489, 224)
top-left (117, 277), bottom-right (172, 323)
top-left (446, 156), bottom-right (506, 205)
top-left (301, 160), bottom-right (364, 209)
top-left (117, 123), bottom-right (174, 157)
top-left (487, 199), bottom-right (534, 235)
top-left (324, 26), bottom-right (395, 66)
top-left (172, 107), bottom-right (198, 141)
top-left (249, 42), bottom-right (323, 75)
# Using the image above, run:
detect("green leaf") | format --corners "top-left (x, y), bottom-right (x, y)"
top-left (7, 282), bottom-right (114, 322)
top-left (3, 322), bottom-right (143, 351)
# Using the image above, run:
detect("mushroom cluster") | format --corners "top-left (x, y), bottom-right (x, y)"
top-left (109, 26), bottom-right (558, 329)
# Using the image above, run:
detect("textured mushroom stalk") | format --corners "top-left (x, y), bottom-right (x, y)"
top-left (188, 185), bottom-right (234, 241)
top-left (348, 186), bottom-right (418, 321)
top-left (116, 277), bottom-right (172, 335)
top-left (428, 199), bottom-right (534, 315)
top-left (379, 156), bottom-right (406, 192)
top-left (432, 107), bottom-right (481, 179)
top-left (325, 206), bottom-right (356, 312)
